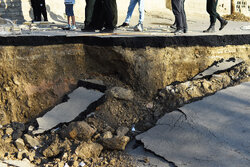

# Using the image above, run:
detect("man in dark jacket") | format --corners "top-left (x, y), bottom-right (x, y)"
top-left (89, 0), bottom-right (117, 32)
top-left (203, 0), bottom-right (227, 33)
top-left (171, 0), bottom-right (187, 34)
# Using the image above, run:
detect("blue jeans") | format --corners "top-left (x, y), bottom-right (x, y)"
top-left (124, 0), bottom-right (144, 24)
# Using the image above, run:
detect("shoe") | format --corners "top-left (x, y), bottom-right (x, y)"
top-left (184, 28), bottom-right (188, 33)
top-left (134, 23), bottom-right (143, 32)
top-left (219, 20), bottom-right (228, 31)
top-left (203, 24), bottom-right (215, 33)
top-left (71, 25), bottom-right (76, 30)
top-left (118, 22), bottom-right (129, 28)
top-left (170, 23), bottom-right (176, 29)
top-left (173, 29), bottom-right (184, 35)
top-left (100, 28), bottom-right (114, 33)
top-left (63, 24), bottom-right (71, 30)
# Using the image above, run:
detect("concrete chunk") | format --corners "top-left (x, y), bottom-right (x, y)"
top-left (34, 87), bottom-right (104, 134)
top-left (137, 82), bottom-right (250, 167)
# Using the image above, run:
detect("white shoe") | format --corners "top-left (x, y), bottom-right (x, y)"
top-left (71, 25), bottom-right (76, 30)
top-left (134, 23), bottom-right (143, 32)
top-left (64, 24), bottom-right (71, 29)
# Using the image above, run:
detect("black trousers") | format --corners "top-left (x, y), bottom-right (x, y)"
top-left (206, 0), bottom-right (219, 24)
top-left (37, 0), bottom-right (48, 21)
top-left (31, 0), bottom-right (40, 21)
top-left (85, 0), bottom-right (96, 27)
top-left (172, 0), bottom-right (187, 30)
top-left (91, 0), bottom-right (117, 30)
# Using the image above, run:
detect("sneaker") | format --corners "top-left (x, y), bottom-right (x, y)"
top-left (134, 23), bottom-right (143, 32)
top-left (118, 22), bottom-right (129, 28)
top-left (63, 24), bottom-right (71, 30)
top-left (71, 25), bottom-right (76, 30)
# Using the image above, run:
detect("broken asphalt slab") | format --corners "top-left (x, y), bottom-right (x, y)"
top-left (136, 82), bottom-right (250, 167)
top-left (193, 58), bottom-right (243, 79)
top-left (34, 87), bottom-right (104, 134)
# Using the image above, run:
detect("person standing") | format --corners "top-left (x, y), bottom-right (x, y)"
top-left (119, 0), bottom-right (144, 32)
top-left (171, 0), bottom-right (187, 34)
top-left (203, 0), bottom-right (227, 33)
top-left (82, 0), bottom-right (96, 31)
top-left (64, 0), bottom-right (76, 30)
top-left (90, 0), bottom-right (117, 33)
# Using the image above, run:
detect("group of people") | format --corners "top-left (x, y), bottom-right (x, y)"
top-left (30, 0), bottom-right (48, 22)
top-left (32, 0), bottom-right (228, 34)
top-left (171, 0), bottom-right (228, 34)
top-left (64, 0), bottom-right (144, 32)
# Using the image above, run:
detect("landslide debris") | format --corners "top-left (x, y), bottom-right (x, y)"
top-left (0, 61), bottom-right (249, 166)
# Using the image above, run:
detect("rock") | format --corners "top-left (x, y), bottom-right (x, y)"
top-left (16, 151), bottom-right (27, 160)
top-left (23, 134), bottom-right (42, 148)
top-left (57, 161), bottom-right (64, 167)
top-left (43, 142), bottom-right (62, 158)
top-left (75, 142), bottom-right (103, 159)
top-left (102, 136), bottom-right (130, 151)
top-left (11, 122), bottom-right (25, 140)
top-left (12, 130), bottom-right (24, 141)
top-left (0, 124), bottom-right (3, 129)
top-left (15, 138), bottom-right (25, 150)
top-left (5, 127), bottom-right (13, 135)
top-left (28, 126), bottom-right (34, 132)
top-left (66, 121), bottom-right (96, 141)
top-left (116, 127), bottom-right (129, 137)
top-left (107, 87), bottom-right (134, 101)
top-left (103, 131), bottom-right (113, 139)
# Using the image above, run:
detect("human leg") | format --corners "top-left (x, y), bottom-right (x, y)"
top-left (40, 0), bottom-right (48, 21)
top-left (103, 0), bottom-right (117, 31)
top-left (85, 0), bottom-right (96, 27)
top-left (124, 0), bottom-right (138, 24)
top-left (138, 0), bottom-right (144, 24)
top-left (172, 0), bottom-right (184, 32)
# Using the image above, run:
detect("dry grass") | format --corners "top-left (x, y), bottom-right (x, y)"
top-left (223, 13), bottom-right (250, 22)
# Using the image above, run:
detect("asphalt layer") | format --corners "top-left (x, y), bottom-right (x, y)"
top-left (0, 12), bottom-right (250, 48)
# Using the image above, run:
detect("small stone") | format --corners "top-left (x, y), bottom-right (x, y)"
top-left (0, 124), bottom-right (3, 129)
top-left (43, 142), bottom-right (62, 158)
top-left (66, 121), bottom-right (96, 141)
top-left (16, 151), bottom-right (27, 160)
top-left (15, 138), bottom-right (25, 150)
top-left (102, 136), bottom-right (130, 151)
top-left (146, 102), bottom-right (154, 109)
top-left (75, 142), bottom-right (103, 159)
top-left (23, 134), bottom-right (41, 148)
top-left (57, 161), bottom-right (64, 167)
top-left (107, 87), bottom-right (134, 101)
top-left (116, 127), bottom-right (129, 137)
top-left (79, 161), bottom-right (86, 167)
top-left (5, 127), bottom-right (13, 135)
top-left (103, 131), bottom-right (113, 139)
top-left (28, 125), bottom-right (34, 131)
